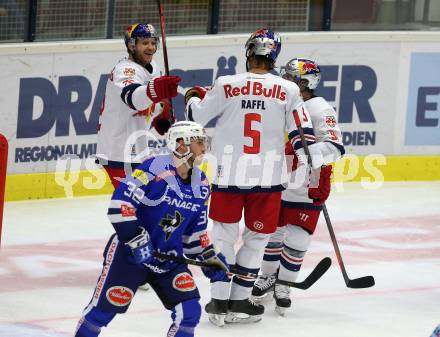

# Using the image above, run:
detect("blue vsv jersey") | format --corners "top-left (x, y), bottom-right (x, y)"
top-left (108, 154), bottom-right (211, 273)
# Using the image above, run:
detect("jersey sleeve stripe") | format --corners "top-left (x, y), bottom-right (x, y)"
top-left (109, 200), bottom-right (136, 209)
top-left (324, 140), bottom-right (346, 156)
top-left (183, 246), bottom-right (204, 257)
top-left (186, 103), bottom-right (194, 121)
top-left (183, 240), bottom-right (203, 250)
top-left (108, 214), bottom-right (138, 224)
top-left (288, 127), bottom-right (315, 142)
top-left (184, 244), bottom-right (213, 260)
top-left (289, 126), bottom-right (316, 151)
top-left (120, 83), bottom-right (142, 110)
top-left (107, 208), bottom-right (121, 215)
top-left (182, 230), bottom-right (205, 244)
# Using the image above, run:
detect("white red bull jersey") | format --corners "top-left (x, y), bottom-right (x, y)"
top-left (96, 57), bottom-right (162, 166)
top-left (186, 72), bottom-right (315, 191)
top-left (282, 96), bottom-right (345, 207)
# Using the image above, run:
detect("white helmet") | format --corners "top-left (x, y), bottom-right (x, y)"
top-left (280, 58), bottom-right (321, 90)
top-left (166, 121), bottom-right (207, 157)
top-left (245, 28), bottom-right (281, 65)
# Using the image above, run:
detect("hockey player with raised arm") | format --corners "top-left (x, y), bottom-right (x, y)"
top-left (75, 121), bottom-right (229, 337)
top-left (96, 23), bottom-right (181, 188)
top-left (184, 30), bottom-right (323, 326)
top-left (252, 58), bottom-right (345, 315)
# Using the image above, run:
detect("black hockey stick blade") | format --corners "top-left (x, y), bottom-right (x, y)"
top-left (276, 257), bottom-right (332, 290)
top-left (347, 275), bottom-right (375, 289)
top-left (153, 251), bottom-right (258, 278)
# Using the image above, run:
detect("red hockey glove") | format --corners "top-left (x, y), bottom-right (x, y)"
top-left (151, 100), bottom-right (175, 135)
top-left (285, 141), bottom-right (299, 172)
top-left (184, 86), bottom-right (207, 105)
top-left (146, 76), bottom-right (181, 103)
top-left (308, 165), bottom-right (332, 205)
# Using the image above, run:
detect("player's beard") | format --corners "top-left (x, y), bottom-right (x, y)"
top-left (131, 49), bottom-right (152, 67)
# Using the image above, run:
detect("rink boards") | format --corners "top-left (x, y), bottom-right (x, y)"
top-left (0, 32), bottom-right (439, 200)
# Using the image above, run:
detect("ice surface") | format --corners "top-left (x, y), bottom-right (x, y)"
top-left (0, 182), bottom-right (439, 337)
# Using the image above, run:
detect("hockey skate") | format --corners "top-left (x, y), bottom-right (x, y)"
top-left (205, 299), bottom-right (229, 327)
top-left (225, 298), bottom-right (264, 324)
top-left (252, 274), bottom-right (276, 299)
top-left (273, 284), bottom-right (291, 316)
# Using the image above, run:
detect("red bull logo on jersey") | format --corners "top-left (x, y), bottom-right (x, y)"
top-left (325, 115), bottom-right (337, 128)
top-left (121, 204), bottom-right (136, 217)
top-left (199, 233), bottom-right (210, 248)
top-left (173, 272), bottom-right (196, 292)
top-left (223, 81), bottom-right (286, 101)
top-left (123, 67), bottom-right (136, 77)
top-left (106, 286), bottom-right (134, 306)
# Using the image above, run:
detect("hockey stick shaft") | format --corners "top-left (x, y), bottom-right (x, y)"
top-left (292, 110), bottom-right (375, 289)
top-left (156, 0), bottom-right (175, 123)
top-left (153, 252), bottom-right (329, 290)
top-left (153, 251), bottom-right (256, 278)
top-left (156, 1), bottom-right (170, 76)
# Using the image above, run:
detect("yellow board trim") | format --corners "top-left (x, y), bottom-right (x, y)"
top-left (332, 155), bottom-right (440, 183)
top-left (4, 156), bottom-right (440, 201)
top-left (5, 169), bottom-right (114, 201)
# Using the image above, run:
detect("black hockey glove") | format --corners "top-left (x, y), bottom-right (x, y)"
top-left (197, 248), bottom-right (230, 282)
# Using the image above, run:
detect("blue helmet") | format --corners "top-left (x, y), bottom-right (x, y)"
top-left (124, 23), bottom-right (160, 48)
top-left (245, 28), bottom-right (281, 64)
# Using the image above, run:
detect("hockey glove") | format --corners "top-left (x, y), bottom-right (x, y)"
top-left (125, 227), bottom-right (154, 265)
top-left (184, 86), bottom-right (207, 105)
top-left (146, 76), bottom-right (181, 103)
top-left (285, 141), bottom-right (299, 172)
top-left (197, 248), bottom-right (230, 282)
top-left (151, 100), bottom-right (175, 135)
top-left (308, 165), bottom-right (332, 205)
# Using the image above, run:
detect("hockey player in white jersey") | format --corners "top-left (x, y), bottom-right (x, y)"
top-left (184, 30), bottom-right (322, 326)
top-left (96, 23), bottom-right (181, 188)
top-left (252, 58), bottom-right (345, 315)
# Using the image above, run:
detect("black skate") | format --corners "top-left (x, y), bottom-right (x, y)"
top-left (205, 298), bottom-right (229, 327)
top-left (225, 298), bottom-right (264, 324)
top-left (273, 284), bottom-right (291, 316)
top-left (252, 274), bottom-right (276, 298)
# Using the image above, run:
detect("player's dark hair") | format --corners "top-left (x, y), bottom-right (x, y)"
top-left (125, 38), bottom-right (135, 55)
top-left (248, 54), bottom-right (274, 71)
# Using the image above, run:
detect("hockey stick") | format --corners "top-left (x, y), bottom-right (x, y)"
top-left (156, 0), bottom-right (175, 123)
top-left (153, 251), bottom-right (330, 290)
top-left (153, 251), bottom-right (256, 277)
top-left (292, 110), bottom-right (375, 289)
top-left (276, 256), bottom-right (331, 289)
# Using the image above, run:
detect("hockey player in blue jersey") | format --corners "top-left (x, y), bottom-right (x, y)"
top-left (75, 121), bottom-right (229, 337)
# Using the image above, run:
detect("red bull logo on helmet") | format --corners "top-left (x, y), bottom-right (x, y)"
top-left (300, 61), bottom-right (320, 75)
top-left (126, 23), bottom-right (139, 38)
top-left (253, 28), bottom-right (270, 38)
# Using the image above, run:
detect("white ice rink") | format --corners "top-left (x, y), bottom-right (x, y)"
top-left (0, 181), bottom-right (439, 337)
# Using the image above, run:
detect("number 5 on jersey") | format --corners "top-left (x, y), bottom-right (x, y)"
top-left (244, 113), bottom-right (261, 154)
